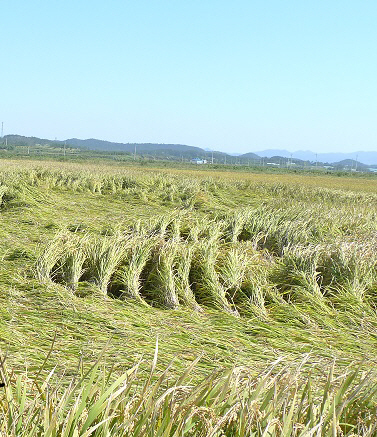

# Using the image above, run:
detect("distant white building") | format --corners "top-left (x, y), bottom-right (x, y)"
top-left (191, 158), bottom-right (207, 164)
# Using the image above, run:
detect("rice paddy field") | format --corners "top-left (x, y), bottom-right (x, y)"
top-left (1, 158), bottom-right (377, 435)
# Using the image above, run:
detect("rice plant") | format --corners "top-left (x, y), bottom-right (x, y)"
top-left (145, 241), bottom-right (181, 309)
top-left (148, 212), bottom-right (183, 241)
top-left (84, 234), bottom-right (127, 295)
top-left (223, 208), bottom-right (252, 243)
top-left (190, 241), bottom-right (238, 315)
top-left (184, 218), bottom-right (201, 242)
top-left (35, 232), bottom-right (68, 283)
top-left (59, 234), bottom-right (89, 290)
top-left (271, 245), bottom-right (324, 298)
top-left (1, 348), bottom-right (377, 436)
top-left (174, 243), bottom-right (202, 312)
top-left (217, 245), bottom-right (249, 292)
top-left (228, 245), bottom-right (271, 318)
top-left (199, 219), bottom-right (226, 245)
top-left (112, 236), bottom-right (155, 303)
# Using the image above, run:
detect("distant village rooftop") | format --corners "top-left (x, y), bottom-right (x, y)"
top-left (191, 158), bottom-right (207, 164)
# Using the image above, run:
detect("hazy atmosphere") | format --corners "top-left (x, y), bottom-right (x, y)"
top-left (2, 0), bottom-right (377, 153)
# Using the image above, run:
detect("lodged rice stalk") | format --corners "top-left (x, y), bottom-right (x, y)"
top-left (149, 214), bottom-right (174, 238)
top-left (35, 232), bottom-right (67, 283)
top-left (147, 212), bottom-right (183, 241)
top-left (238, 205), bottom-right (320, 254)
top-left (217, 245), bottom-right (249, 294)
top-left (164, 213), bottom-right (183, 241)
top-left (272, 245), bottom-right (325, 301)
top-left (114, 236), bottom-right (155, 304)
top-left (232, 244), bottom-right (270, 318)
top-left (85, 234), bottom-right (127, 296)
top-left (127, 218), bottom-right (148, 238)
top-left (274, 240), bottom-right (377, 307)
top-left (36, 231), bottom-right (89, 289)
top-left (178, 178), bottom-right (201, 207)
top-left (186, 218), bottom-right (201, 242)
top-left (146, 242), bottom-right (180, 309)
top-left (60, 234), bottom-right (89, 290)
top-left (174, 243), bottom-right (202, 312)
top-left (194, 219), bottom-right (226, 246)
top-left (316, 241), bottom-right (377, 308)
top-left (146, 241), bottom-right (202, 311)
top-left (240, 278), bottom-right (269, 319)
top-left (223, 209), bottom-right (252, 243)
top-left (190, 241), bottom-right (238, 315)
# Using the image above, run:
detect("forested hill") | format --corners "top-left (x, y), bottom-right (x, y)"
top-left (3, 135), bottom-right (216, 159)
top-left (65, 138), bottom-right (205, 154)
top-left (3, 135), bottom-right (238, 161)
top-left (4, 135), bottom-right (66, 148)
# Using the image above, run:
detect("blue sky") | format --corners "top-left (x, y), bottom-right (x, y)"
top-left (1, 0), bottom-right (377, 153)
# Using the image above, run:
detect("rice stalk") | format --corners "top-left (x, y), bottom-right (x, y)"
top-left (113, 236), bottom-right (155, 303)
top-left (1, 352), bottom-right (377, 436)
top-left (35, 232), bottom-right (68, 283)
top-left (190, 242), bottom-right (238, 315)
top-left (85, 234), bottom-right (127, 296)
top-left (224, 209), bottom-right (252, 243)
top-left (217, 245), bottom-right (249, 292)
top-left (60, 234), bottom-right (89, 290)
top-left (145, 242), bottom-right (180, 309)
top-left (174, 243), bottom-right (202, 312)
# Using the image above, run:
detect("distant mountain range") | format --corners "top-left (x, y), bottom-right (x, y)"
top-left (3, 135), bottom-right (223, 160)
top-left (3, 135), bottom-right (377, 166)
top-left (254, 149), bottom-right (377, 166)
top-left (65, 138), bottom-right (205, 155)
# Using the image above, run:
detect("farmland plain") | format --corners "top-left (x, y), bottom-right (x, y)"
top-left (1, 158), bottom-right (377, 435)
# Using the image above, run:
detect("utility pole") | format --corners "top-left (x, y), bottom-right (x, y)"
top-left (64, 143), bottom-right (66, 157)
top-left (224, 155), bottom-right (226, 165)
top-left (315, 153), bottom-right (318, 168)
top-left (211, 151), bottom-right (214, 164)
top-left (355, 154), bottom-right (358, 171)
top-left (134, 144), bottom-right (136, 160)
